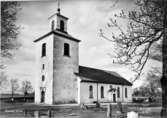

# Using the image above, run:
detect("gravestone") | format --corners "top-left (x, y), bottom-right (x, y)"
top-left (117, 102), bottom-right (123, 113)
top-left (34, 111), bottom-right (40, 118)
top-left (127, 111), bottom-right (139, 118)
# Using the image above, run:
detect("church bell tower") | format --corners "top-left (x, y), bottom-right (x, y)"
top-left (34, 5), bottom-right (80, 104)
top-left (48, 7), bottom-right (68, 33)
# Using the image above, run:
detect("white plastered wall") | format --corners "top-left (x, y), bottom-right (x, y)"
top-left (78, 77), bottom-right (132, 104)
top-left (34, 34), bottom-right (54, 104)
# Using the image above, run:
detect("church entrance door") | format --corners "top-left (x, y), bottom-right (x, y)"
top-left (41, 90), bottom-right (45, 103)
top-left (113, 94), bottom-right (116, 102)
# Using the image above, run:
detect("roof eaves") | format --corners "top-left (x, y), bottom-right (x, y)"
top-left (81, 79), bottom-right (132, 86)
top-left (34, 30), bottom-right (81, 43)
top-left (48, 13), bottom-right (69, 20)
top-left (53, 31), bottom-right (80, 42)
top-left (57, 13), bottom-right (69, 20)
top-left (77, 73), bottom-right (132, 85)
top-left (34, 31), bottom-right (53, 42)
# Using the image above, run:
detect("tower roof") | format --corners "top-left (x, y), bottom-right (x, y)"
top-left (33, 30), bottom-right (80, 43)
top-left (48, 13), bottom-right (68, 20)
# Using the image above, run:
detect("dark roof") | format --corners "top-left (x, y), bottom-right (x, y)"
top-left (34, 30), bottom-right (80, 42)
top-left (48, 13), bottom-right (68, 20)
top-left (76, 66), bottom-right (132, 86)
top-left (57, 13), bottom-right (69, 20)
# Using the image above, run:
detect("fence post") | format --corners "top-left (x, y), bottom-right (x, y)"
top-left (107, 104), bottom-right (112, 118)
top-left (48, 109), bottom-right (52, 117)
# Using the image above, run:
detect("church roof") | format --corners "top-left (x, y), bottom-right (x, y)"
top-left (76, 66), bottom-right (132, 86)
top-left (34, 30), bottom-right (80, 42)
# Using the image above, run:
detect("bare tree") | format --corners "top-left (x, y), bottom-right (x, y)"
top-left (1, 1), bottom-right (21, 58)
top-left (10, 78), bottom-right (19, 102)
top-left (100, 0), bottom-right (167, 117)
top-left (21, 80), bottom-right (33, 102)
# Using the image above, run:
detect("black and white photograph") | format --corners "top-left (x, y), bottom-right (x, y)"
top-left (0, 0), bottom-right (166, 118)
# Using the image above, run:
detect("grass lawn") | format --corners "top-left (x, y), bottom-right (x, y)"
top-left (0, 101), bottom-right (162, 118)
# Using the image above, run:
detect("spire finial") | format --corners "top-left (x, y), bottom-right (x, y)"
top-left (57, 0), bottom-right (60, 14)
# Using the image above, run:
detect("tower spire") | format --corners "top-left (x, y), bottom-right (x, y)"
top-left (57, 0), bottom-right (60, 14)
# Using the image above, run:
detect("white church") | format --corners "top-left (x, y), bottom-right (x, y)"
top-left (34, 8), bottom-right (132, 105)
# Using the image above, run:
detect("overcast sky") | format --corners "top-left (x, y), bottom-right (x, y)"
top-left (3, 0), bottom-right (161, 91)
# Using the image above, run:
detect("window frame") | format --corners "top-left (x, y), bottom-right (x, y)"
top-left (42, 75), bottom-right (45, 81)
top-left (117, 87), bottom-right (120, 98)
top-left (125, 88), bottom-right (128, 98)
top-left (51, 20), bottom-right (55, 30)
top-left (60, 20), bottom-right (64, 31)
top-left (64, 43), bottom-right (70, 56)
top-left (89, 85), bottom-right (93, 99)
top-left (101, 86), bottom-right (104, 98)
top-left (42, 43), bottom-right (46, 57)
top-left (42, 64), bottom-right (45, 70)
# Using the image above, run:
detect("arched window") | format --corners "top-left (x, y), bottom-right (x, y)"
top-left (89, 85), bottom-right (93, 98)
top-left (42, 75), bottom-right (45, 81)
top-left (41, 90), bottom-right (45, 103)
top-left (101, 86), bottom-right (104, 98)
top-left (64, 43), bottom-right (70, 56)
top-left (51, 20), bottom-right (55, 30)
top-left (60, 20), bottom-right (64, 31)
top-left (117, 87), bottom-right (120, 98)
top-left (125, 88), bottom-right (128, 98)
top-left (42, 43), bottom-right (46, 57)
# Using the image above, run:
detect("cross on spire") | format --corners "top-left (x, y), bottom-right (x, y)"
top-left (57, 0), bottom-right (60, 14)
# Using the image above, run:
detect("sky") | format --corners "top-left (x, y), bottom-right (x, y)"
top-left (2, 0), bottom-right (162, 92)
